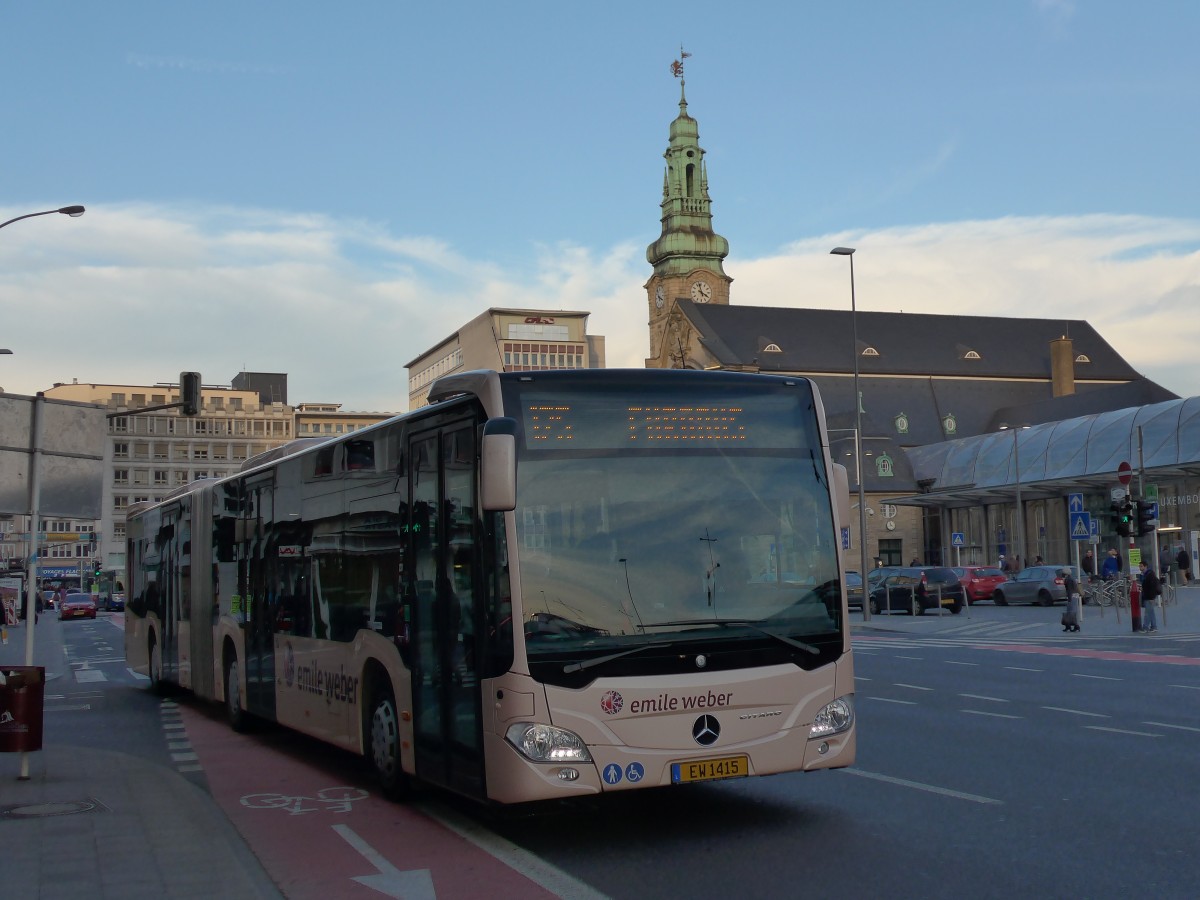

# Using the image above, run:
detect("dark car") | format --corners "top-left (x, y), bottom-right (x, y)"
top-left (992, 565), bottom-right (1085, 607)
top-left (951, 565), bottom-right (1008, 604)
top-left (103, 592), bottom-right (126, 612)
top-left (867, 566), bottom-right (966, 616)
top-left (58, 592), bottom-right (97, 621)
top-left (846, 571), bottom-right (864, 609)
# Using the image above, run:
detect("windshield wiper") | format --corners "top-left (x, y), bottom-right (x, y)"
top-left (643, 619), bottom-right (820, 656)
top-left (562, 642), bottom-right (672, 674)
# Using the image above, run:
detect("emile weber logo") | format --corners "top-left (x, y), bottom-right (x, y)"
top-left (283, 642), bottom-right (359, 706)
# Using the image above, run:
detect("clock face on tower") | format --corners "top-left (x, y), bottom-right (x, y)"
top-left (655, 284), bottom-right (665, 309)
top-left (690, 280), bottom-right (712, 303)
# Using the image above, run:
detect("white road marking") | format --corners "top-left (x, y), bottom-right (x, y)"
top-left (333, 824), bottom-right (437, 900)
top-left (1004, 666), bottom-right (1043, 672)
top-left (171, 751), bottom-right (199, 762)
top-left (1042, 706), bottom-right (1108, 718)
top-left (1084, 726), bottom-right (1162, 737)
top-left (1143, 721), bottom-right (1200, 733)
top-left (840, 768), bottom-right (1003, 805)
top-left (961, 709), bottom-right (1022, 719)
top-left (945, 660), bottom-right (979, 666)
top-left (412, 804), bottom-right (612, 900)
top-left (1071, 673), bottom-right (1121, 681)
top-left (894, 683), bottom-right (933, 691)
top-left (959, 693), bottom-right (1008, 703)
top-left (867, 697), bottom-right (917, 705)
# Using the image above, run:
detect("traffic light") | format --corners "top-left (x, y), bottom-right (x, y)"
top-left (1136, 499), bottom-right (1157, 537)
top-left (1115, 500), bottom-right (1132, 537)
top-left (180, 371), bottom-right (202, 416)
top-left (92, 559), bottom-right (101, 576)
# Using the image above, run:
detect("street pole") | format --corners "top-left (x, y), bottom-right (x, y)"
top-left (1000, 424), bottom-right (1029, 571)
top-left (20, 394), bottom-right (45, 781)
top-left (831, 247), bottom-right (870, 620)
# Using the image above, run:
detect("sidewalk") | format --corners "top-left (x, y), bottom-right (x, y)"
top-left (0, 616), bottom-right (282, 900)
top-left (851, 583), bottom-right (1200, 638)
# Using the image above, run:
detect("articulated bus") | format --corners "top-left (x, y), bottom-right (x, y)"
top-left (125, 369), bottom-right (855, 804)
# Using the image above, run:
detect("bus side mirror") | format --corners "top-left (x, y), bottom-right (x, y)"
top-left (481, 417), bottom-right (517, 512)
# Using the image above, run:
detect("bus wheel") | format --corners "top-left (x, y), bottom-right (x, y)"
top-left (225, 657), bottom-right (247, 733)
top-left (148, 636), bottom-right (165, 695)
top-left (368, 683), bottom-right (408, 799)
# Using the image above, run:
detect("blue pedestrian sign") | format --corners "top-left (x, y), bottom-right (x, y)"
top-left (1069, 511), bottom-right (1091, 541)
top-left (841, 526), bottom-right (850, 550)
top-left (951, 532), bottom-right (965, 547)
top-left (1068, 493), bottom-right (1084, 513)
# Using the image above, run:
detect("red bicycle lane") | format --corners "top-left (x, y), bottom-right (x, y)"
top-left (179, 704), bottom-right (568, 900)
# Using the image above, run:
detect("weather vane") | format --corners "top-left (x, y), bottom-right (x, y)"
top-left (670, 45), bottom-right (692, 79)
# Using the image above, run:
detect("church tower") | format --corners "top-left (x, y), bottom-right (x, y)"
top-left (645, 58), bottom-right (731, 366)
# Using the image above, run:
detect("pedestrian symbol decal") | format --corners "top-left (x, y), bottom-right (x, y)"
top-left (603, 764), bottom-right (623, 785)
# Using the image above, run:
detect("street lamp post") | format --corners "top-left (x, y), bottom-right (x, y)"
top-left (1, 203), bottom-right (84, 781)
top-left (831, 247), bottom-right (870, 620)
top-left (0, 205), bottom-right (85, 230)
top-left (1000, 423), bottom-right (1030, 570)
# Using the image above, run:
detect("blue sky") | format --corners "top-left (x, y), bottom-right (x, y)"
top-left (3, 1), bottom-right (1199, 411)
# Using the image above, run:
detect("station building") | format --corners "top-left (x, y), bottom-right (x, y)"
top-left (640, 73), bottom-right (1193, 573)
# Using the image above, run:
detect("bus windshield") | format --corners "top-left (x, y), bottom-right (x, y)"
top-left (508, 379), bottom-right (843, 682)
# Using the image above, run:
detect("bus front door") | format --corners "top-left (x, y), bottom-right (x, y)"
top-left (408, 422), bottom-right (485, 799)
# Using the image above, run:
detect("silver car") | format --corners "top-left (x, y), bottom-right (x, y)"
top-left (992, 565), bottom-right (1086, 607)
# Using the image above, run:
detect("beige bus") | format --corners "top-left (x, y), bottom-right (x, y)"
top-left (125, 369), bottom-right (855, 804)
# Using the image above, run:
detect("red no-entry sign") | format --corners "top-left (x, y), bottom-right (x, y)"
top-left (1117, 461), bottom-right (1133, 485)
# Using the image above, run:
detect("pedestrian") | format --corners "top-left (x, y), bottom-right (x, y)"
top-left (1061, 567), bottom-right (1082, 632)
top-left (1034, 555), bottom-right (1044, 566)
top-left (1159, 544), bottom-right (1174, 582)
top-left (1176, 546), bottom-right (1192, 584)
top-left (1081, 549), bottom-right (1095, 580)
top-left (1138, 561), bottom-right (1161, 633)
top-left (909, 557), bottom-right (920, 566)
top-left (1101, 548), bottom-right (1121, 581)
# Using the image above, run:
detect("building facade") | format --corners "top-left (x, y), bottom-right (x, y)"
top-left (38, 373), bottom-right (395, 577)
top-left (639, 77), bottom-right (1182, 573)
top-left (405, 307), bottom-right (606, 410)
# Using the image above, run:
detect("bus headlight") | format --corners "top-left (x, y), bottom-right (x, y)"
top-left (808, 696), bottom-right (854, 738)
top-left (505, 723), bottom-right (593, 763)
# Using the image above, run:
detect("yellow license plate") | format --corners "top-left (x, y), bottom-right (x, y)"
top-left (671, 755), bottom-right (749, 784)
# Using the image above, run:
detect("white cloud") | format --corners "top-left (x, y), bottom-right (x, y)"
top-left (2, 205), bottom-right (1198, 411)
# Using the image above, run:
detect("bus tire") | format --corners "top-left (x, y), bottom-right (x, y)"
top-left (225, 656), bottom-right (248, 733)
top-left (367, 680), bottom-right (409, 799)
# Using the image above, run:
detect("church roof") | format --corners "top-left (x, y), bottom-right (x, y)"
top-left (677, 302), bottom-right (1143, 381)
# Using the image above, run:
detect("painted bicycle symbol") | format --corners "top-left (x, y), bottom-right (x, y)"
top-left (239, 786), bottom-right (368, 815)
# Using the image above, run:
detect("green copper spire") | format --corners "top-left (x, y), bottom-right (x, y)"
top-left (645, 75), bottom-right (730, 280)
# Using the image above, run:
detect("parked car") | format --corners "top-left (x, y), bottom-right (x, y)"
top-left (58, 592), bottom-right (97, 621)
top-left (846, 571), bottom-right (864, 609)
top-left (992, 565), bottom-right (1086, 606)
top-left (951, 565), bottom-right (1008, 604)
top-left (103, 592), bottom-right (125, 612)
top-left (867, 566), bottom-right (966, 616)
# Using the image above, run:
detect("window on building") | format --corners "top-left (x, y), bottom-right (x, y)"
top-left (131, 394), bottom-right (146, 407)
top-left (114, 442), bottom-right (129, 459)
top-left (114, 524), bottom-right (126, 540)
top-left (153, 470), bottom-right (167, 485)
top-left (114, 469), bottom-right (129, 485)
top-left (112, 416), bottom-right (129, 433)
top-left (112, 393), bottom-right (126, 406)
top-left (193, 448), bottom-right (209, 460)
top-left (151, 394), bottom-right (166, 404)
top-left (174, 472), bottom-right (188, 484)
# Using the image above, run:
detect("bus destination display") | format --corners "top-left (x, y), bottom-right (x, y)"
top-left (522, 394), bottom-right (808, 449)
